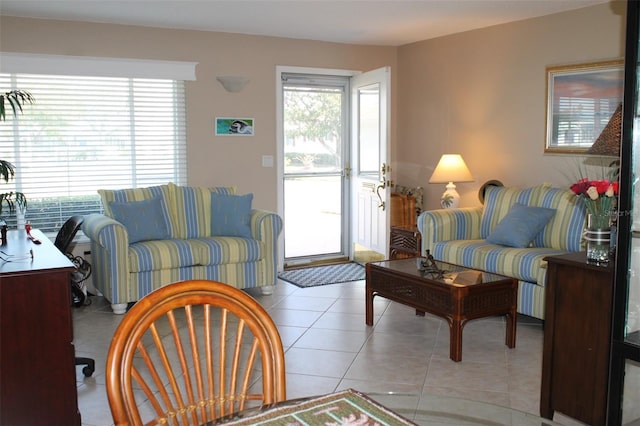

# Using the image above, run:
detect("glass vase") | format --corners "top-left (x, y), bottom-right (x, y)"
top-left (16, 207), bottom-right (26, 230)
top-left (584, 213), bottom-right (611, 264)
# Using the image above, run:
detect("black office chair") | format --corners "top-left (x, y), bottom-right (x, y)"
top-left (55, 215), bottom-right (95, 377)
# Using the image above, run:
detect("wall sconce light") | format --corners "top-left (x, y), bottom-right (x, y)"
top-left (216, 76), bottom-right (250, 93)
top-left (429, 154), bottom-right (474, 209)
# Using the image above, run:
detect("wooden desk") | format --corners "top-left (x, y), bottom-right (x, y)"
top-left (540, 252), bottom-right (614, 426)
top-left (0, 229), bottom-right (80, 425)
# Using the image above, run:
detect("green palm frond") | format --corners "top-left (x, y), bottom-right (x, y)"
top-left (0, 160), bottom-right (15, 184)
top-left (0, 90), bottom-right (35, 121)
top-left (0, 89), bottom-right (33, 217)
top-left (0, 191), bottom-right (27, 216)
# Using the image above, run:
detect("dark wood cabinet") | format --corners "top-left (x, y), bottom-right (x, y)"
top-left (0, 229), bottom-right (80, 425)
top-left (540, 252), bottom-right (614, 426)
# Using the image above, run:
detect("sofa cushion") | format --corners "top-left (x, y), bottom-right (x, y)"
top-left (128, 239), bottom-right (202, 272)
top-left (533, 186), bottom-right (587, 251)
top-left (196, 237), bottom-right (263, 264)
top-left (480, 185), bottom-right (545, 238)
top-left (432, 239), bottom-right (567, 285)
top-left (486, 203), bottom-right (555, 248)
top-left (128, 237), bottom-right (263, 272)
top-left (109, 196), bottom-right (172, 243)
top-left (99, 184), bottom-right (172, 219)
top-left (211, 193), bottom-right (253, 238)
top-left (168, 182), bottom-right (237, 239)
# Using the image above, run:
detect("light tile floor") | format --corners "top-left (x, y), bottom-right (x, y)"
top-left (73, 278), bottom-right (585, 426)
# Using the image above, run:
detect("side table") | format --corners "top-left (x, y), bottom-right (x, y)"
top-left (540, 252), bottom-right (613, 426)
top-left (389, 226), bottom-right (421, 259)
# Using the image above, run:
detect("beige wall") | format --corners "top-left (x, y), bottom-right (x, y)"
top-left (0, 16), bottom-right (397, 212)
top-left (397, 1), bottom-right (627, 210)
top-left (0, 2), bottom-right (627, 213)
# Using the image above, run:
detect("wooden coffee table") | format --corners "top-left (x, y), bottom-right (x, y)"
top-left (366, 257), bottom-right (518, 362)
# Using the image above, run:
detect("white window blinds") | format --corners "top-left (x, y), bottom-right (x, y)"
top-left (0, 73), bottom-right (188, 232)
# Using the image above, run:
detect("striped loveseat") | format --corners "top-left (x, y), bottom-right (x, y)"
top-left (82, 182), bottom-right (282, 314)
top-left (417, 183), bottom-right (586, 320)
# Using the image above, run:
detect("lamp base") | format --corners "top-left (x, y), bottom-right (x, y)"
top-left (440, 182), bottom-right (460, 209)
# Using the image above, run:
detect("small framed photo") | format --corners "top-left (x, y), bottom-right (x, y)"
top-left (215, 118), bottom-right (254, 136)
top-left (545, 60), bottom-right (623, 154)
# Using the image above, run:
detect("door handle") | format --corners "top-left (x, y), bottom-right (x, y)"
top-left (375, 182), bottom-right (386, 210)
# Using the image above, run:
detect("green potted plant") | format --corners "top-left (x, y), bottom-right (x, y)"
top-left (0, 90), bottom-right (34, 221)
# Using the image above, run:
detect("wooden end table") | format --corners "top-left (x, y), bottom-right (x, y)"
top-left (389, 226), bottom-right (421, 259)
top-left (366, 257), bottom-right (518, 362)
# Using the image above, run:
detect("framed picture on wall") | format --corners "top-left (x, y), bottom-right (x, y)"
top-left (215, 118), bottom-right (254, 136)
top-left (545, 60), bottom-right (623, 154)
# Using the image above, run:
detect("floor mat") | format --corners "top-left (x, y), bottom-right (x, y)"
top-left (278, 262), bottom-right (365, 288)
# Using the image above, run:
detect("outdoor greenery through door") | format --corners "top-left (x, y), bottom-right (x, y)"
top-left (282, 73), bottom-right (349, 265)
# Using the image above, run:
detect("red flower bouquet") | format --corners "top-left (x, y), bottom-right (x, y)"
top-left (570, 178), bottom-right (619, 228)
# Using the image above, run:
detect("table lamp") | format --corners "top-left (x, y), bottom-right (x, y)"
top-left (588, 103), bottom-right (621, 157)
top-left (429, 154), bottom-right (474, 208)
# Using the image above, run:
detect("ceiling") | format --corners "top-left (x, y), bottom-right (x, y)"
top-left (1, 0), bottom-right (610, 46)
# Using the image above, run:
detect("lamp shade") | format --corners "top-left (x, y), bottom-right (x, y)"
top-left (588, 103), bottom-right (622, 157)
top-left (429, 154), bottom-right (474, 184)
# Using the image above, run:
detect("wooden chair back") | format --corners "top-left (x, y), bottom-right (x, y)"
top-left (106, 280), bottom-right (286, 426)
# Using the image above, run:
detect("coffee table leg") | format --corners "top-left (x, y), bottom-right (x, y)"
top-left (366, 290), bottom-right (374, 326)
top-left (506, 309), bottom-right (517, 348)
top-left (450, 319), bottom-right (463, 362)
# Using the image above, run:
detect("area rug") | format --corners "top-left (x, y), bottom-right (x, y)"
top-left (278, 262), bottom-right (365, 288)
top-left (221, 388), bottom-right (416, 425)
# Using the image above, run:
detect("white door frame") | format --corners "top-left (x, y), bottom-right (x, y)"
top-left (276, 66), bottom-right (359, 271)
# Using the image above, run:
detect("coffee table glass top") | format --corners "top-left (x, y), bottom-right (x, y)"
top-left (369, 257), bottom-right (511, 286)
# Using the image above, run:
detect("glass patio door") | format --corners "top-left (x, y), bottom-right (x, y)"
top-left (609, 2), bottom-right (640, 424)
top-left (281, 74), bottom-right (349, 266)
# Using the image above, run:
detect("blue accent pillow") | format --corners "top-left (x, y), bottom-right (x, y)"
top-left (486, 203), bottom-right (556, 248)
top-left (109, 196), bottom-right (172, 243)
top-left (211, 193), bottom-right (253, 238)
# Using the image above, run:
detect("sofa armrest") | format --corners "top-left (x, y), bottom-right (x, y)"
top-left (81, 214), bottom-right (131, 304)
top-left (250, 209), bottom-right (283, 286)
top-left (250, 209), bottom-right (283, 242)
top-left (417, 207), bottom-right (483, 255)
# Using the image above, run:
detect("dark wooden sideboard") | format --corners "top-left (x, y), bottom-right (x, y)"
top-left (0, 229), bottom-right (80, 425)
top-left (540, 252), bottom-right (614, 426)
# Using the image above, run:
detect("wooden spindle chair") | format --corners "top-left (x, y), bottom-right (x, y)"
top-left (106, 280), bottom-right (286, 426)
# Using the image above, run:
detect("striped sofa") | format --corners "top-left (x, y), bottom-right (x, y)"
top-left (82, 183), bottom-right (282, 314)
top-left (417, 184), bottom-right (586, 320)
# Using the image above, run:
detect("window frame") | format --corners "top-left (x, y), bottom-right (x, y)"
top-left (0, 71), bottom-right (189, 233)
